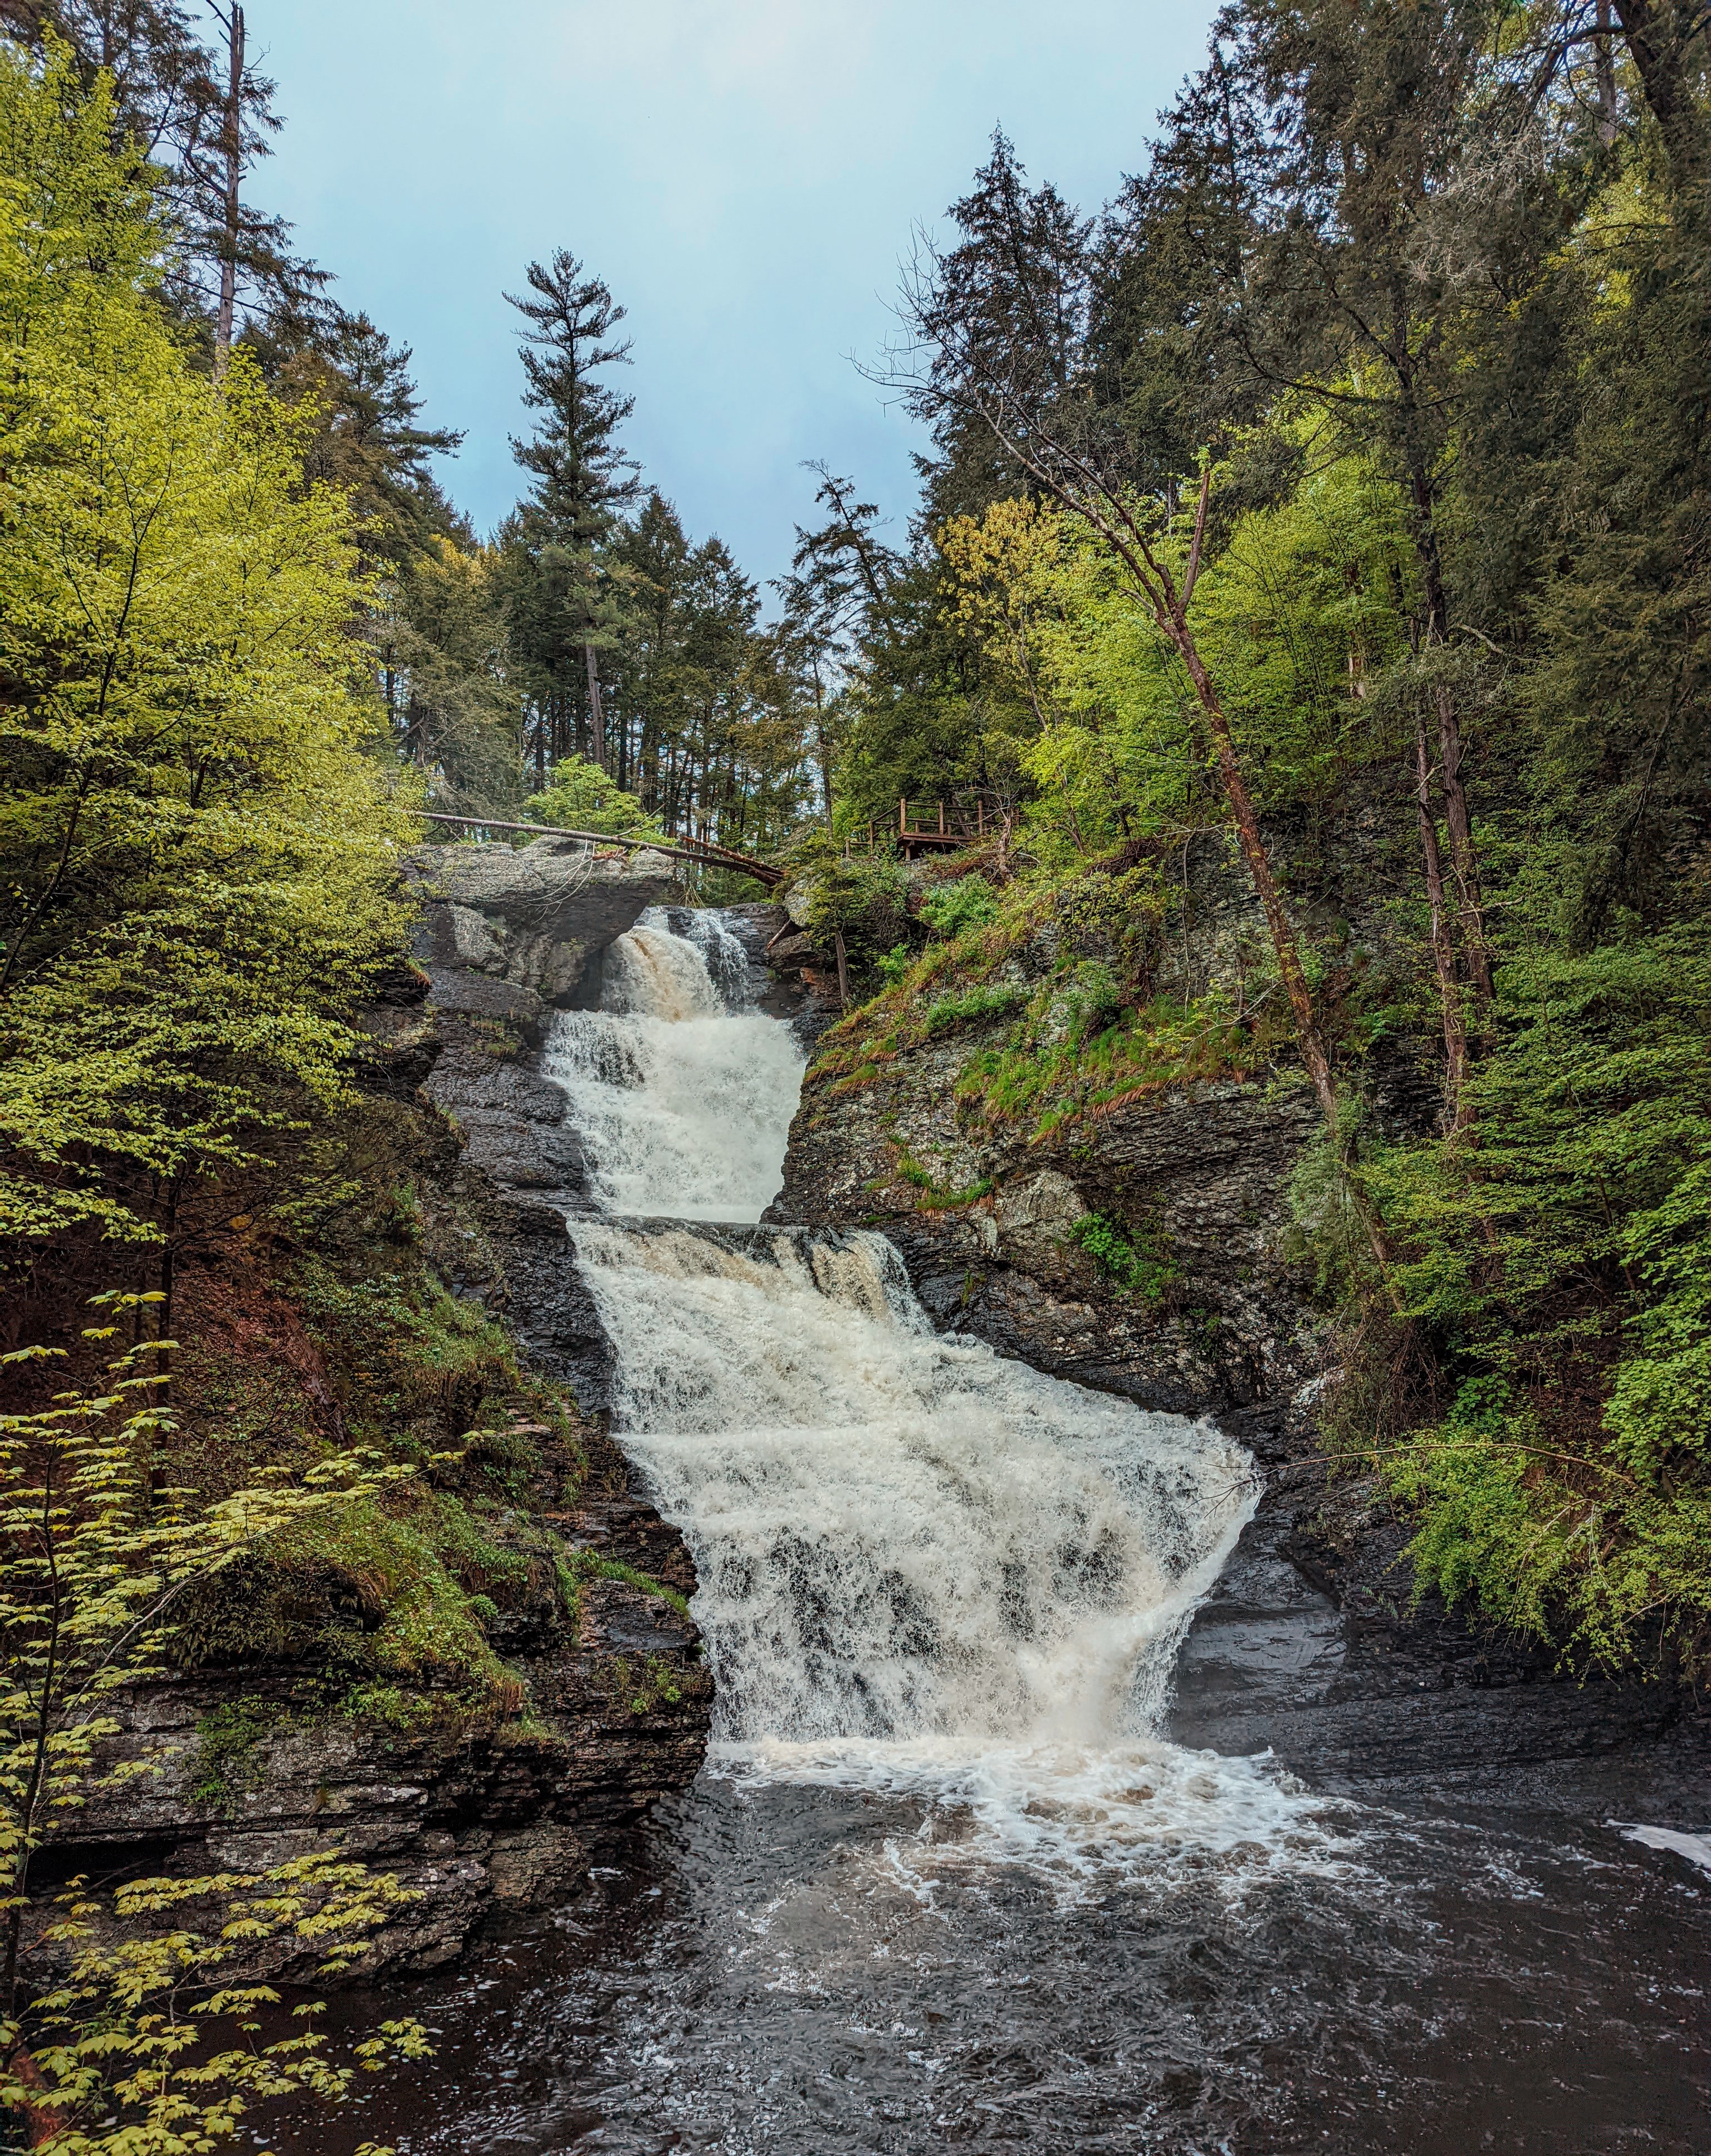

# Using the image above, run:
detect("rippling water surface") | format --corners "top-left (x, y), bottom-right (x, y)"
top-left (311, 1774), bottom-right (1708, 2155)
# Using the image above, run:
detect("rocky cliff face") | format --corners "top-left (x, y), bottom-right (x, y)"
top-left (773, 1040), bottom-right (1322, 1416)
top-left (395, 838), bottom-right (678, 1197)
top-left (46, 843), bottom-right (713, 1980)
top-left (769, 871), bottom-right (1704, 1801)
top-left (58, 1416), bottom-right (706, 1979)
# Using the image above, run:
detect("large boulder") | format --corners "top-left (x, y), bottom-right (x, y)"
top-left (400, 840), bottom-right (676, 1194)
top-left (407, 840), bottom-right (676, 1009)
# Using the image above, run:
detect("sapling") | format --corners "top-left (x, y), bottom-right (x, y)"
top-left (0, 1293), bottom-right (430, 2155)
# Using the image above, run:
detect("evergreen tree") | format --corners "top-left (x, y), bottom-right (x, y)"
top-left (506, 249), bottom-right (640, 776)
top-left (893, 121), bottom-right (1366, 1177)
top-left (259, 305), bottom-right (465, 570)
top-left (773, 465), bottom-right (903, 820)
top-left (0, 0), bottom-right (324, 345)
top-left (907, 132), bottom-right (1093, 526)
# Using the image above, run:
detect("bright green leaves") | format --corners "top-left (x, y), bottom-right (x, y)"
top-left (0, 1301), bottom-right (428, 2150)
top-left (524, 753), bottom-right (661, 837)
top-left (918, 874), bottom-right (1001, 938)
top-left (1068, 1212), bottom-right (1182, 1306)
top-left (0, 50), bottom-right (417, 1253)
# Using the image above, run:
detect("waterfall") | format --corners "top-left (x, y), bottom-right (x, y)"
top-left (552, 909), bottom-right (1323, 1877)
top-left (544, 909), bottom-right (805, 1221)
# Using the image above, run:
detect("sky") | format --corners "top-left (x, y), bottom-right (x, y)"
top-left (252, 0), bottom-right (1219, 594)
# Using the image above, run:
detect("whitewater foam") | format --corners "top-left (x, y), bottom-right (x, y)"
top-left (556, 909), bottom-right (1341, 1883)
top-left (544, 909), bottom-right (803, 1220)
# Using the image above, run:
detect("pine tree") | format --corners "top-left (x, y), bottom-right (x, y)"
top-left (892, 125), bottom-right (1370, 1199)
top-left (773, 466), bottom-right (902, 820)
top-left (910, 133), bottom-right (1092, 526)
top-left (0, 0), bottom-right (325, 347)
top-left (260, 305), bottom-right (466, 570)
top-left (506, 250), bottom-right (640, 775)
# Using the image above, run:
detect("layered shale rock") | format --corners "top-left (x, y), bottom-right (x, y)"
top-left (381, 840), bottom-right (677, 1194)
top-left (41, 841), bottom-right (713, 1980)
top-left (771, 1031), bottom-right (1324, 1416)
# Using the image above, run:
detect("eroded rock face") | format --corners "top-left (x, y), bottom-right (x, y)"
top-left (398, 841), bottom-right (674, 1194)
top-left (770, 1020), bottom-right (1324, 1415)
top-left (1165, 1400), bottom-right (1700, 1803)
top-left (408, 840), bottom-right (677, 1009)
top-left (50, 1417), bottom-right (709, 1982)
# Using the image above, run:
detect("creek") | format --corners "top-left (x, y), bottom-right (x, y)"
top-left (328, 907), bottom-right (1709, 2155)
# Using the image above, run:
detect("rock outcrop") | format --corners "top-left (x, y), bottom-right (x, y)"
top-left (385, 841), bottom-right (676, 1194)
top-left (409, 838), bottom-right (678, 1009)
top-left (45, 841), bottom-right (713, 1979)
top-left (771, 1027), bottom-right (1324, 1415)
top-left (769, 876), bottom-right (1708, 1802)
top-left (55, 1421), bottom-right (707, 1978)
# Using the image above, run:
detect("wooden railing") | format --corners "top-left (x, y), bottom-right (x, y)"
top-left (840, 793), bottom-right (1009, 859)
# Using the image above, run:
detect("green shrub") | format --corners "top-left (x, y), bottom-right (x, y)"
top-left (1069, 1212), bottom-right (1182, 1305)
top-left (524, 755), bottom-right (660, 838)
top-left (922, 982), bottom-right (1026, 1036)
top-left (1322, 921), bottom-right (1711, 1672)
top-left (797, 854), bottom-right (910, 953)
top-left (919, 874), bottom-right (1000, 937)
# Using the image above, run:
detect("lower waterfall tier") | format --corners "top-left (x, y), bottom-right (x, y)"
top-left (569, 1218), bottom-right (1333, 1878)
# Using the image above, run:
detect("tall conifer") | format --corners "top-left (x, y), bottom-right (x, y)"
top-left (506, 250), bottom-right (639, 774)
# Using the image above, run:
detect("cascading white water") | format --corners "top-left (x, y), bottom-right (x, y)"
top-left (540, 909), bottom-right (1331, 1879)
top-left (543, 909), bottom-right (804, 1221)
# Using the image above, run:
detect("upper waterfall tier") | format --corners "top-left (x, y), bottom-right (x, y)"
top-left (543, 908), bottom-right (806, 1221)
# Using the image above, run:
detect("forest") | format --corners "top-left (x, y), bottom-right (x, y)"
top-left (0, 0), bottom-right (1707, 2143)
top-left (2, 0), bottom-right (1708, 1692)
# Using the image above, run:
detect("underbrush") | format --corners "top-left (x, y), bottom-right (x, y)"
top-left (1287, 919), bottom-right (1711, 1676)
top-left (953, 982), bottom-right (1272, 1143)
top-left (807, 859), bottom-right (1304, 1141)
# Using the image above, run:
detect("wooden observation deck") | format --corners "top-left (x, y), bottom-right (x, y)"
top-left (846, 795), bottom-right (1005, 863)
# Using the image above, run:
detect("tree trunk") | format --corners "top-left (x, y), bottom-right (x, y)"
top-left (1169, 614), bottom-right (1338, 1130)
top-left (1612, 0), bottom-right (1710, 196)
top-left (213, 5), bottom-right (244, 373)
top-left (1166, 601), bottom-right (1394, 1281)
top-left (156, 1178), bottom-right (180, 1412)
top-left (1433, 681), bottom-right (1492, 1006)
top-left (1415, 712), bottom-right (1470, 1131)
top-left (584, 642), bottom-right (605, 769)
top-left (1406, 455), bottom-right (1493, 1007)
top-left (813, 677), bottom-right (834, 826)
top-left (1596, 0), bottom-right (1619, 146)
